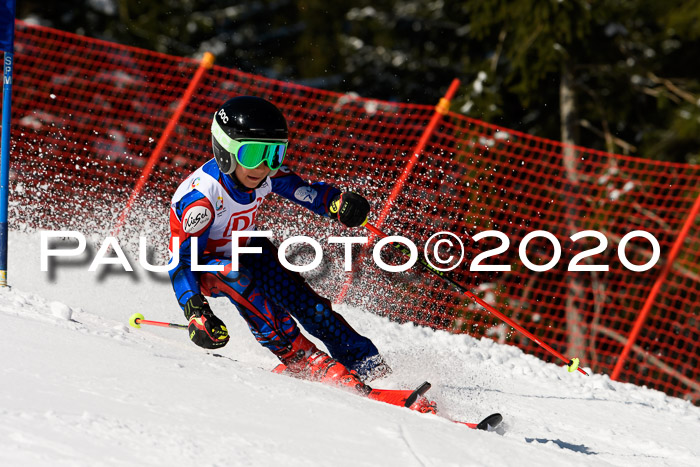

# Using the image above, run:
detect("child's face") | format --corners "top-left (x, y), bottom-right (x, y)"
top-left (234, 163), bottom-right (272, 189)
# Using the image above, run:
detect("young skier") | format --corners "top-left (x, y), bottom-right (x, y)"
top-left (168, 95), bottom-right (390, 393)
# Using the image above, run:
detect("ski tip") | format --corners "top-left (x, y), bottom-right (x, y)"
top-left (476, 413), bottom-right (503, 431)
top-left (415, 381), bottom-right (431, 396)
top-left (404, 381), bottom-right (432, 408)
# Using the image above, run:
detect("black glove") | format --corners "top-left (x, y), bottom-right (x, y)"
top-left (184, 294), bottom-right (230, 349)
top-left (329, 192), bottom-right (370, 227)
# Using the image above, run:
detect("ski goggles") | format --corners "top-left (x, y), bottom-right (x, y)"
top-left (212, 118), bottom-right (288, 170)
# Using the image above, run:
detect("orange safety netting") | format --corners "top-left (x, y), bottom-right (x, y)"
top-left (4, 22), bottom-right (699, 403)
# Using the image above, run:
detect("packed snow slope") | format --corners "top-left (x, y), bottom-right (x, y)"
top-left (3, 231), bottom-right (699, 467)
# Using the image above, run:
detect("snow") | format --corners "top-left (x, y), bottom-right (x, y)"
top-left (3, 231), bottom-right (699, 466)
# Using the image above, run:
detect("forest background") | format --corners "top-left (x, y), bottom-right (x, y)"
top-left (18, 0), bottom-right (700, 165)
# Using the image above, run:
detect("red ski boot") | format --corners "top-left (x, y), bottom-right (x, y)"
top-left (272, 334), bottom-right (317, 379)
top-left (273, 334), bottom-right (371, 395)
top-left (305, 350), bottom-right (371, 395)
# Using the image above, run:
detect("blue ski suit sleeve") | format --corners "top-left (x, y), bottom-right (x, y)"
top-left (168, 189), bottom-right (213, 311)
top-left (270, 166), bottom-right (341, 216)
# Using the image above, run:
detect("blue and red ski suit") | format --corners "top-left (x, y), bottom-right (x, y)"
top-left (168, 159), bottom-right (380, 375)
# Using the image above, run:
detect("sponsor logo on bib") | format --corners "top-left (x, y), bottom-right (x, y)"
top-left (183, 206), bottom-right (212, 234)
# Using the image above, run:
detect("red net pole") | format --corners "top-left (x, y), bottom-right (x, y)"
top-left (335, 79), bottom-right (460, 303)
top-left (375, 78), bottom-right (460, 229)
top-left (611, 191), bottom-right (700, 381)
top-left (112, 52), bottom-right (215, 236)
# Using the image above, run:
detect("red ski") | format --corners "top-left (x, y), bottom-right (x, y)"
top-left (272, 365), bottom-right (503, 431)
top-left (367, 380), bottom-right (432, 408)
top-left (367, 381), bottom-right (503, 431)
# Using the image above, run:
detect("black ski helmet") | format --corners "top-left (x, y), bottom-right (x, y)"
top-left (211, 96), bottom-right (289, 176)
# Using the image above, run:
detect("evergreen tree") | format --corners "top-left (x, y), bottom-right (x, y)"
top-left (461, 0), bottom-right (700, 163)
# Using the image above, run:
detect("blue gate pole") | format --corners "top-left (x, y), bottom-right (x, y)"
top-left (0, 51), bottom-right (12, 286)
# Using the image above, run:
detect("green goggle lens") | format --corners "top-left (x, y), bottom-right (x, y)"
top-left (212, 117), bottom-right (287, 171)
top-left (235, 141), bottom-right (287, 170)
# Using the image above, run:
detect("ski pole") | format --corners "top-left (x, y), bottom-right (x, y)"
top-left (128, 313), bottom-right (188, 330)
top-left (364, 222), bottom-right (589, 376)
